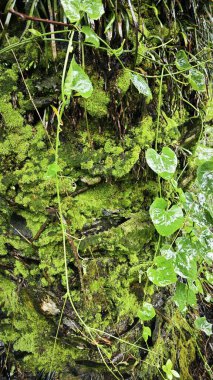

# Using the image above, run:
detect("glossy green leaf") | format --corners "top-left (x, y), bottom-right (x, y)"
top-left (60, 0), bottom-right (81, 22)
top-left (81, 0), bottom-right (105, 20)
top-left (194, 317), bottom-right (212, 336)
top-left (173, 282), bottom-right (197, 313)
top-left (142, 326), bottom-right (151, 343)
top-left (161, 245), bottom-right (176, 260)
top-left (147, 256), bottom-right (177, 286)
top-left (44, 162), bottom-right (61, 179)
top-left (175, 253), bottom-right (197, 280)
top-left (61, 0), bottom-right (104, 22)
top-left (138, 302), bottom-right (156, 321)
top-left (146, 147), bottom-right (177, 180)
top-left (131, 73), bottom-right (152, 99)
top-left (149, 198), bottom-right (184, 237)
top-left (175, 50), bottom-right (191, 71)
top-left (188, 69), bottom-right (205, 92)
top-left (81, 26), bottom-right (100, 48)
top-left (64, 57), bottom-right (93, 100)
top-left (175, 237), bottom-right (198, 280)
top-left (197, 160), bottom-right (213, 194)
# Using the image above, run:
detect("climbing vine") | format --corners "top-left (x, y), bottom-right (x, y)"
top-left (0, 0), bottom-right (212, 379)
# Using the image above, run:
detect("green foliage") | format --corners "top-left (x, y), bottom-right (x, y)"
top-left (64, 56), bottom-right (93, 100)
top-left (173, 282), bottom-right (197, 312)
top-left (162, 359), bottom-right (180, 380)
top-left (81, 26), bottom-right (100, 48)
top-left (174, 50), bottom-right (206, 92)
top-left (175, 50), bottom-right (191, 71)
top-left (80, 75), bottom-right (110, 117)
top-left (0, 1), bottom-right (212, 378)
top-left (147, 256), bottom-right (177, 286)
top-left (149, 198), bottom-right (184, 236)
top-left (188, 69), bottom-right (206, 92)
top-left (131, 73), bottom-right (152, 100)
top-left (194, 317), bottom-right (212, 336)
top-left (146, 147), bottom-right (177, 180)
top-left (138, 302), bottom-right (156, 321)
top-left (142, 326), bottom-right (151, 342)
top-left (197, 160), bottom-right (213, 193)
top-left (61, 0), bottom-right (104, 22)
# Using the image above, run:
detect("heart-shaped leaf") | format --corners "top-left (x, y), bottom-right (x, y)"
top-left (64, 57), bottom-right (93, 100)
top-left (61, 0), bottom-right (104, 22)
top-left (188, 69), bottom-right (205, 92)
top-left (60, 0), bottom-right (81, 22)
top-left (147, 256), bottom-right (177, 286)
top-left (142, 326), bottom-right (151, 342)
top-left (81, 0), bottom-right (105, 20)
top-left (149, 198), bottom-right (184, 237)
top-left (175, 50), bottom-right (191, 71)
top-left (81, 26), bottom-right (100, 48)
top-left (175, 237), bottom-right (198, 280)
top-left (197, 160), bottom-right (213, 194)
top-left (194, 316), bottom-right (212, 336)
top-left (131, 73), bottom-right (152, 99)
top-left (146, 147), bottom-right (177, 180)
top-left (173, 282), bottom-right (197, 313)
top-left (138, 302), bottom-right (156, 321)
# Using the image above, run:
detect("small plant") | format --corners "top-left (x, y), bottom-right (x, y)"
top-left (162, 359), bottom-right (180, 380)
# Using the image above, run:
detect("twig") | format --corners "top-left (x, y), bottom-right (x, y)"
top-left (8, 9), bottom-right (72, 28)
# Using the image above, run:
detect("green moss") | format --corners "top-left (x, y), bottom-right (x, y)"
top-left (79, 75), bottom-right (110, 117)
top-left (0, 98), bottom-right (24, 130)
top-left (129, 116), bottom-right (155, 148)
top-left (140, 309), bottom-right (196, 380)
top-left (117, 69), bottom-right (131, 94)
top-left (112, 145), bottom-right (141, 177)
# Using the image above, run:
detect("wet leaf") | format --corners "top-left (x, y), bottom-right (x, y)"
top-left (149, 198), bottom-right (184, 236)
top-left (131, 73), bottom-right (152, 99)
top-left (194, 316), bottom-right (212, 336)
top-left (60, 0), bottom-right (81, 22)
top-left (81, 26), bottom-right (100, 48)
top-left (175, 237), bottom-right (198, 280)
top-left (173, 282), bottom-right (197, 313)
top-left (142, 326), bottom-right (151, 342)
top-left (61, 0), bottom-right (104, 23)
top-left (64, 57), bottom-right (93, 100)
top-left (138, 302), bottom-right (156, 321)
top-left (146, 147), bottom-right (177, 180)
top-left (175, 50), bottom-right (191, 71)
top-left (81, 0), bottom-right (105, 20)
top-left (188, 69), bottom-right (205, 92)
top-left (197, 160), bottom-right (213, 194)
top-left (147, 256), bottom-right (177, 286)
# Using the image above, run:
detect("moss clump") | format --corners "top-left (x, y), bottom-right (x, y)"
top-left (79, 75), bottom-right (110, 117)
top-left (117, 69), bottom-right (131, 94)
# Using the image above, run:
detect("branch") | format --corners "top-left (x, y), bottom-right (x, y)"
top-left (8, 9), bottom-right (72, 28)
